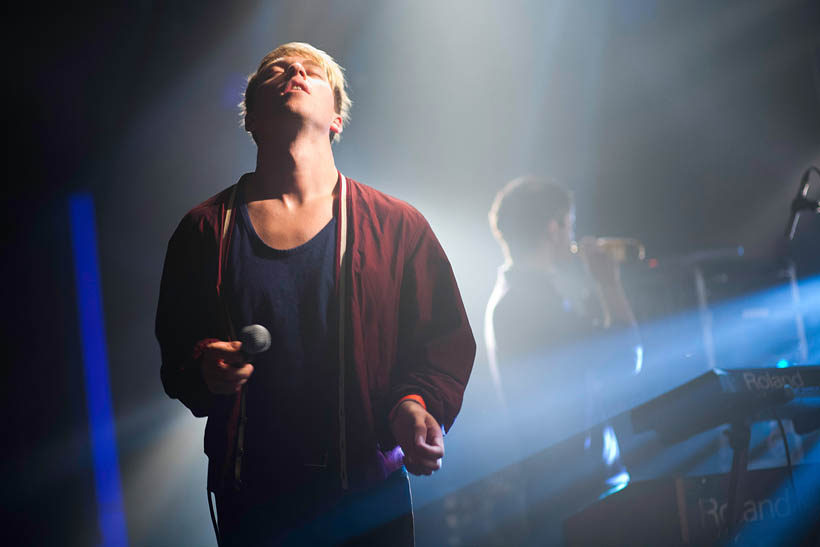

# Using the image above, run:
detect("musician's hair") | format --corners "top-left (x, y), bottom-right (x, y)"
top-left (240, 42), bottom-right (352, 144)
top-left (489, 176), bottom-right (573, 263)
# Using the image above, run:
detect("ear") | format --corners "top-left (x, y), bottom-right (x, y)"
top-left (244, 113), bottom-right (257, 133)
top-left (329, 113), bottom-right (343, 136)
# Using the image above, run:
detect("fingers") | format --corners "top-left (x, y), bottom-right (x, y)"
top-left (412, 423), bottom-right (443, 455)
top-left (205, 340), bottom-right (242, 352)
top-left (406, 450), bottom-right (441, 471)
top-left (579, 240), bottom-right (610, 265)
top-left (417, 416), bottom-right (444, 454)
top-left (213, 362), bottom-right (254, 381)
top-left (413, 422), bottom-right (428, 449)
top-left (427, 418), bottom-right (444, 454)
top-left (200, 340), bottom-right (254, 394)
top-left (403, 452), bottom-right (441, 476)
top-left (389, 401), bottom-right (446, 475)
top-left (413, 435), bottom-right (444, 459)
top-left (404, 455), bottom-right (435, 476)
top-left (203, 362), bottom-right (254, 394)
top-left (403, 453), bottom-right (440, 476)
top-left (403, 421), bottom-right (444, 474)
top-left (203, 340), bottom-right (245, 366)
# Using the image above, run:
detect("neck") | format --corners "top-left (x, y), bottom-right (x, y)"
top-left (249, 132), bottom-right (338, 204)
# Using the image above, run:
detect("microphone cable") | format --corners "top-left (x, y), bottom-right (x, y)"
top-left (208, 489), bottom-right (222, 546)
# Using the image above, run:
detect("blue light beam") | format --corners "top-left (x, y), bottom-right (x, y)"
top-left (69, 193), bottom-right (129, 547)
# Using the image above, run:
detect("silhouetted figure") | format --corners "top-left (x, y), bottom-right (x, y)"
top-left (484, 177), bottom-right (642, 539)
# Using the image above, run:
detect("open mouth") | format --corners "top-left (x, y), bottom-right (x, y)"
top-left (283, 80), bottom-right (309, 94)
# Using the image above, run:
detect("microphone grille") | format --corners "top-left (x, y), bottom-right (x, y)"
top-left (238, 324), bottom-right (271, 355)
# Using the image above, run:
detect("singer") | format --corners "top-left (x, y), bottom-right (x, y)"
top-left (483, 177), bottom-right (641, 536)
top-left (156, 42), bottom-right (475, 545)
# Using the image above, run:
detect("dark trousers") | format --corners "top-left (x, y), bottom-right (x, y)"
top-left (215, 468), bottom-right (414, 546)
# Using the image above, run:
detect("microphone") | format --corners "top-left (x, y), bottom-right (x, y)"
top-left (572, 237), bottom-right (646, 263)
top-left (236, 324), bottom-right (271, 365)
top-left (785, 166), bottom-right (820, 240)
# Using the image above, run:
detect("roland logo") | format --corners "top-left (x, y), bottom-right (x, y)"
top-left (742, 370), bottom-right (804, 390)
top-left (698, 491), bottom-right (795, 529)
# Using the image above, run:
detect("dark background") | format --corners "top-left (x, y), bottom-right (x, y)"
top-left (5, 1), bottom-right (819, 545)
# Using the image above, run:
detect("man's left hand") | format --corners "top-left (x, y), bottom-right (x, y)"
top-left (389, 401), bottom-right (444, 476)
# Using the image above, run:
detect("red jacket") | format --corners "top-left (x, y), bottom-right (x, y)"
top-left (156, 173), bottom-right (475, 492)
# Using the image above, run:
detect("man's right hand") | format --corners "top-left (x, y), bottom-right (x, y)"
top-left (199, 340), bottom-right (254, 394)
top-left (578, 236), bottom-right (621, 288)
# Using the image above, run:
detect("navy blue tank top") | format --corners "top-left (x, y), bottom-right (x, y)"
top-left (224, 183), bottom-right (338, 488)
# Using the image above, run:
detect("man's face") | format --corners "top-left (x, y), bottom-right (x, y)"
top-left (549, 209), bottom-right (576, 262)
top-left (246, 54), bottom-right (343, 141)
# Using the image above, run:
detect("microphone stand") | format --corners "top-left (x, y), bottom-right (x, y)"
top-left (785, 166), bottom-right (820, 240)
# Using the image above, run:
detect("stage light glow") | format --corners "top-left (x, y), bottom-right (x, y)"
top-left (634, 344), bottom-right (644, 374)
top-left (69, 193), bottom-right (128, 547)
top-left (92, 1), bottom-right (820, 542)
top-left (733, 438), bottom-right (820, 545)
top-left (602, 425), bottom-right (621, 466)
top-left (599, 471), bottom-right (631, 500)
top-left (122, 408), bottom-right (211, 546)
top-left (417, 273), bottom-right (819, 512)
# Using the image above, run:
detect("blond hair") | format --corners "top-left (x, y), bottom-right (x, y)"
top-left (240, 42), bottom-right (351, 143)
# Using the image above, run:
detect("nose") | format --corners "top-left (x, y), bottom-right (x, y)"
top-left (286, 62), bottom-right (307, 79)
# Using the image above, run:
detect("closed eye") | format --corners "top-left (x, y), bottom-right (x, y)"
top-left (306, 67), bottom-right (325, 79)
top-left (263, 66), bottom-right (285, 81)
